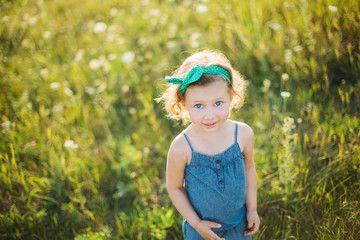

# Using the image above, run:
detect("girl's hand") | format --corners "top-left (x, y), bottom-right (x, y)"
top-left (244, 210), bottom-right (260, 236)
top-left (194, 220), bottom-right (225, 240)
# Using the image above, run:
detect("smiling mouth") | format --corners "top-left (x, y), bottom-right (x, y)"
top-left (204, 122), bottom-right (217, 128)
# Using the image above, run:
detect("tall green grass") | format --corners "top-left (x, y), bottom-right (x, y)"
top-left (1, 0), bottom-right (359, 239)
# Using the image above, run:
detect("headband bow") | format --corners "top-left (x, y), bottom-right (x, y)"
top-left (166, 65), bottom-right (231, 95)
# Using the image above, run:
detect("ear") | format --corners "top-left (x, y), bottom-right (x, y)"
top-left (228, 91), bottom-right (234, 103)
top-left (181, 103), bottom-right (189, 114)
top-left (180, 98), bottom-right (187, 109)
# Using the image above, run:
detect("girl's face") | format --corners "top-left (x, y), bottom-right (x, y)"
top-left (184, 80), bottom-right (232, 133)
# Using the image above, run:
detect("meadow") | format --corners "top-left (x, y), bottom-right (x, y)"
top-left (0, 0), bottom-right (359, 239)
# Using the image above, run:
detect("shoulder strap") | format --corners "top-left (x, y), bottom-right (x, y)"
top-left (183, 132), bottom-right (194, 152)
top-left (235, 123), bottom-right (238, 142)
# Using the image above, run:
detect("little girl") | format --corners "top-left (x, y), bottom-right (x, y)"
top-left (159, 50), bottom-right (260, 240)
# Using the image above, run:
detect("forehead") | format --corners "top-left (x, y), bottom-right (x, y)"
top-left (184, 80), bottom-right (231, 102)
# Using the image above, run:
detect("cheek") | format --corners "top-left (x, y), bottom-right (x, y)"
top-left (188, 109), bottom-right (202, 121)
top-left (218, 106), bottom-right (230, 119)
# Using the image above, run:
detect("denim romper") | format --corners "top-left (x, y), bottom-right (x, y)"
top-left (182, 123), bottom-right (251, 239)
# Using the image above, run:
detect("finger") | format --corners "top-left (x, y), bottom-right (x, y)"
top-left (244, 220), bottom-right (260, 236)
top-left (244, 228), bottom-right (256, 236)
top-left (252, 220), bottom-right (260, 233)
top-left (212, 233), bottom-right (225, 240)
top-left (212, 235), bottom-right (225, 240)
top-left (247, 219), bottom-right (255, 229)
top-left (208, 230), bottom-right (223, 240)
top-left (208, 221), bottom-right (222, 229)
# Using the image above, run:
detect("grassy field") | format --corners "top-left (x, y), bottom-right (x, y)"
top-left (1, 0), bottom-right (359, 239)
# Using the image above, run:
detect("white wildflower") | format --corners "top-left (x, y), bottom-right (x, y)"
top-left (122, 85), bottom-right (129, 93)
top-left (93, 22), bottom-right (107, 33)
top-left (284, 49), bottom-right (292, 63)
top-left (108, 53), bottom-right (116, 60)
top-left (328, 5), bottom-right (338, 13)
top-left (149, 8), bottom-right (161, 16)
top-left (75, 49), bottom-right (84, 62)
top-left (43, 31), bottom-right (51, 39)
top-left (143, 147), bottom-right (150, 153)
top-left (190, 32), bottom-right (201, 40)
top-left (63, 88), bottom-right (73, 96)
top-left (281, 73), bottom-right (290, 81)
top-left (29, 16), bottom-right (38, 26)
top-left (294, 45), bottom-right (302, 52)
top-left (261, 79), bottom-right (271, 93)
top-left (269, 22), bottom-right (282, 30)
top-left (110, 8), bottom-right (118, 16)
top-left (138, 37), bottom-right (148, 45)
top-left (263, 79), bottom-right (271, 88)
top-left (190, 32), bottom-right (201, 48)
top-left (21, 39), bottom-right (30, 48)
top-left (85, 86), bottom-right (95, 95)
top-left (89, 59), bottom-right (101, 70)
top-left (1, 121), bottom-right (11, 127)
top-left (2, 16), bottom-right (9, 22)
top-left (40, 68), bottom-right (49, 79)
top-left (50, 82), bottom-right (60, 89)
top-left (94, 55), bottom-right (110, 71)
top-left (281, 91), bottom-right (291, 98)
top-left (121, 51), bottom-right (135, 64)
top-left (64, 140), bottom-right (78, 149)
top-left (283, 2), bottom-right (295, 8)
top-left (97, 83), bottom-right (107, 93)
top-left (196, 4), bottom-right (208, 13)
top-left (128, 107), bottom-right (137, 115)
top-left (53, 103), bottom-right (64, 113)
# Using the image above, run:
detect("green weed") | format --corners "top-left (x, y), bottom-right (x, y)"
top-left (0, 0), bottom-right (359, 239)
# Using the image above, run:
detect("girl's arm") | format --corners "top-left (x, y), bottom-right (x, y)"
top-left (166, 137), bottom-right (224, 240)
top-left (241, 125), bottom-right (261, 236)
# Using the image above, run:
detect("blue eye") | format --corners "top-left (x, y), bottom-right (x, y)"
top-left (215, 101), bottom-right (223, 106)
top-left (195, 104), bottom-right (202, 109)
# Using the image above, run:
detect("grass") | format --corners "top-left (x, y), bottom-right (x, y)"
top-left (0, 0), bottom-right (359, 239)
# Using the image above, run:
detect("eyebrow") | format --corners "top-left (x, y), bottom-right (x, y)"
top-left (190, 97), bottom-right (226, 103)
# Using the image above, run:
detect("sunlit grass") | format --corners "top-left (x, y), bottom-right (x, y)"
top-left (1, 0), bottom-right (359, 239)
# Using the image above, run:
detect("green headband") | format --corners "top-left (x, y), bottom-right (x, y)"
top-left (166, 65), bottom-right (231, 95)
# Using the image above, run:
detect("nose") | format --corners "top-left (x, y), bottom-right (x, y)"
top-left (204, 108), bottom-right (215, 120)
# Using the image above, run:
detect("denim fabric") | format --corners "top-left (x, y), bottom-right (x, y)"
top-left (183, 123), bottom-right (250, 239)
top-left (183, 217), bottom-right (251, 240)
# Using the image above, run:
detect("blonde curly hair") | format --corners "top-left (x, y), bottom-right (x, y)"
top-left (157, 50), bottom-right (247, 122)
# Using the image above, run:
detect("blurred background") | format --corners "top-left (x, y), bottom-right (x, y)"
top-left (0, 0), bottom-right (359, 239)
